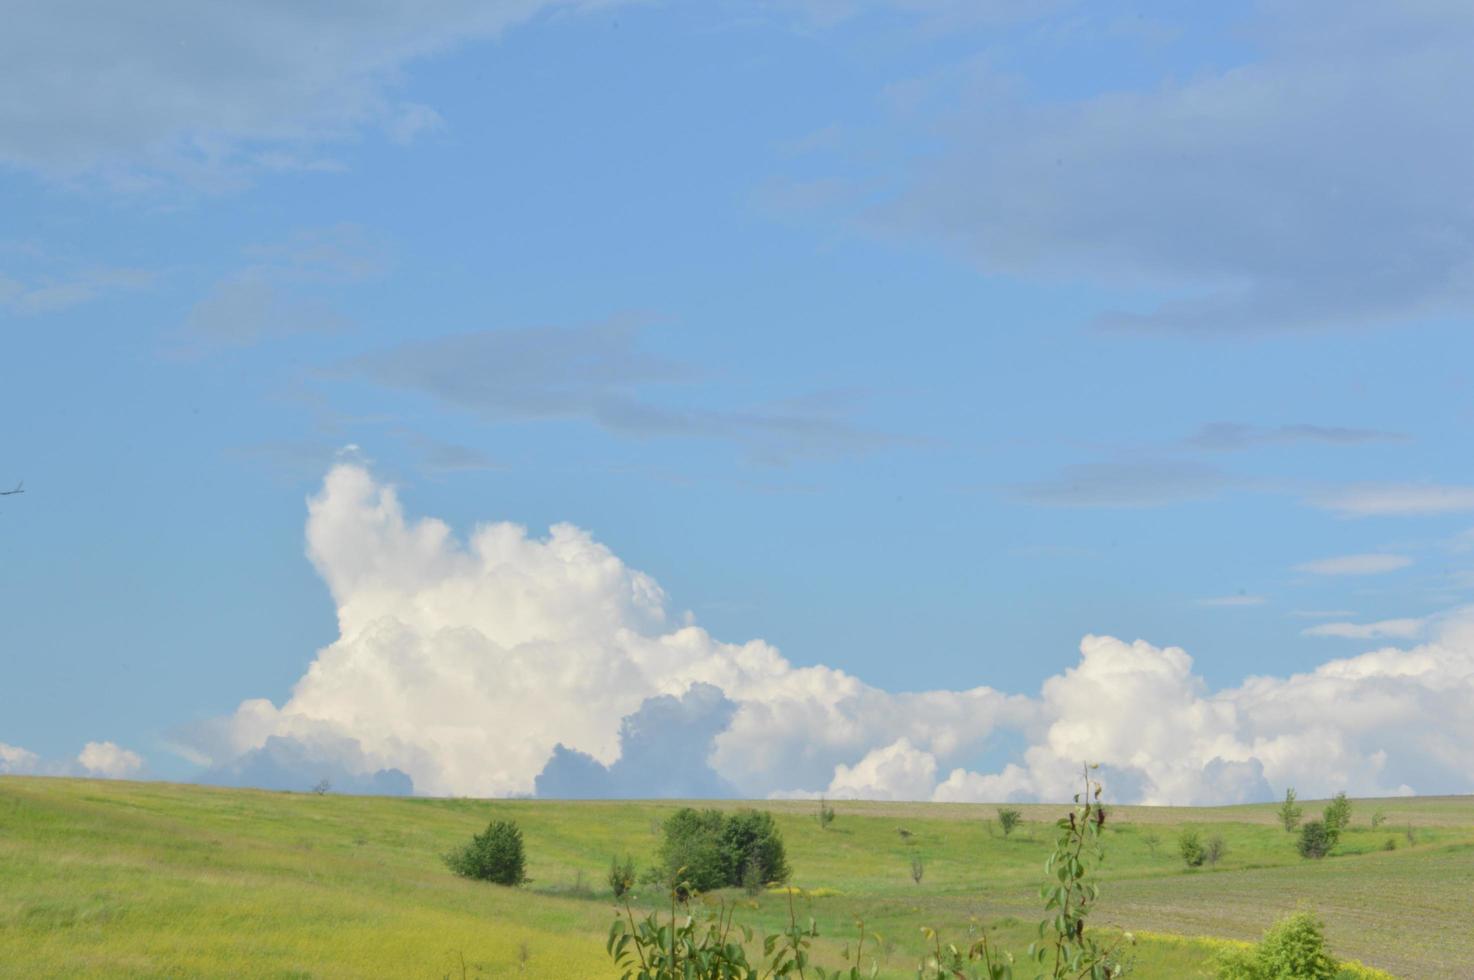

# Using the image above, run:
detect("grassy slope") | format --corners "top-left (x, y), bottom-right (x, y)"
top-left (1, 778), bottom-right (1470, 978)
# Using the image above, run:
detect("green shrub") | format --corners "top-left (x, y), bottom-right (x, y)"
top-left (997, 807), bottom-right (1023, 837)
top-left (816, 796), bottom-right (835, 830)
top-left (1180, 828), bottom-right (1206, 867)
top-left (1297, 820), bottom-right (1334, 859)
top-left (654, 807), bottom-right (790, 896)
top-left (1381, 837), bottom-right (1397, 852)
top-left (1215, 910), bottom-right (1339, 980)
top-left (444, 819), bottom-right (528, 885)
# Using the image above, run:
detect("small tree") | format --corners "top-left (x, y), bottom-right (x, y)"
top-left (1370, 809), bottom-right (1386, 829)
top-left (817, 796), bottom-right (835, 830)
top-left (1142, 831), bottom-right (1162, 858)
top-left (1322, 792), bottom-right (1352, 842)
top-left (1179, 829), bottom-right (1206, 867)
top-left (1297, 820), bottom-right (1334, 859)
top-left (445, 819), bottom-right (528, 885)
top-left (1205, 835), bottom-right (1227, 867)
top-left (1276, 788), bottom-right (1302, 832)
top-left (997, 807), bottom-right (1023, 838)
top-left (909, 854), bottom-right (925, 885)
top-left (312, 778), bottom-right (331, 795)
top-left (608, 855), bottom-right (636, 899)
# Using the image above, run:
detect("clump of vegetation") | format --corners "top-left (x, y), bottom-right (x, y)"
top-left (1277, 788), bottom-right (1302, 832)
top-left (1370, 809), bottom-right (1386, 829)
top-left (444, 819), bottom-right (528, 885)
top-left (1179, 828), bottom-right (1206, 867)
top-left (653, 807), bottom-right (790, 896)
top-left (1323, 793), bottom-right (1353, 839)
top-left (909, 854), bottom-right (925, 885)
top-left (312, 778), bottom-right (331, 796)
top-left (1213, 910), bottom-right (1340, 980)
top-left (817, 796), bottom-right (835, 830)
top-left (1296, 793), bottom-right (1355, 860)
top-left (1382, 837), bottom-right (1397, 852)
top-left (1141, 831), bottom-right (1162, 857)
top-left (1297, 820), bottom-right (1334, 859)
top-left (1205, 835), bottom-right (1227, 867)
top-left (608, 854), bottom-right (635, 899)
top-left (608, 887), bottom-right (876, 980)
top-left (997, 807), bottom-right (1023, 837)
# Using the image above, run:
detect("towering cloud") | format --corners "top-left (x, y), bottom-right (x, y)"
top-left (189, 464), bottom-right (1474, 804)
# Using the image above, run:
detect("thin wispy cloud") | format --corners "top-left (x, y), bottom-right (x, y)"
top-left (1302, 618), bottom-right (1427, 641)
top-left (1312, 484), bottom-right (1474, 517)
top-left (1014, 459), bottom-right (1232, 508)
top-left (1195, 594), bottom-right (1267, 608)
top-left (1185, 422), bottom-right (1405, 452)
top-left (171, 225), bottom-right (388, 356)
top-left (861, 3), bottom-right (1474, 334)
top-left (0, 1), bottom-right (606, 187)
top-left (348, 320), bottom-right (900, 464)
top-left (1294, 554), bottom-right (1412, 576)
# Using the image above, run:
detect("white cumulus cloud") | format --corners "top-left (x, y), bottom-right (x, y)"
top-left (0, 742), bottom-right (40, 775)
top-left (188, 464), bottom-right (1474, 805)
top-left (77, 741), bottom-right (144, 779)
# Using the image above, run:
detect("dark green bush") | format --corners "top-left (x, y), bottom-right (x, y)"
top-left (445, 819), bottom-right (528, 885)
top-left (1297, 820), bottom-right (1334, 859)
top-left (997, 807), bottom-right (1023, 837)
top-left (654, 807), bottom-right (791, 895)
top-left (1322, 792), bottom-right (1352, 841)
top-left (719, 809), bottom-right (790, 888)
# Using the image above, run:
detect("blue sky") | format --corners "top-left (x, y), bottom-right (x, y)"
top-left (3, 1), bottom-right (1473, 802)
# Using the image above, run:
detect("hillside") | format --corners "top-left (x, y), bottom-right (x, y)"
top-left (2, 778), bottom-right (1471, 978)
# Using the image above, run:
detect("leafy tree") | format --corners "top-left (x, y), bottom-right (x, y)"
top-left (1276, 788), bottom-right (1302, 832)
top-left (997, 807), bottom-right (1023, 837)
top-left (1322, 792), bottom-right (1352, 841)
top-left (1370, 809), bottom-right (1386, 829)
top-left (655, 808), bottom-right (729, 894)
top-left (1214, 911), bottom-right (1339, 980)
top-left (718, 809), bottom-right (790, 888)
top-left (1297, 820), bottom-right (1334, 859)
top-left (817, 796), bottom-right (835, 830)
top-left (1141, 832), bottom-right (1162, 858)
top-left (1179, 829), bottom-right (1206, 867)
top-left (445, 819), bottom-right (528, 885)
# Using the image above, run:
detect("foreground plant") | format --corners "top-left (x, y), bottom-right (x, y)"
top-left (916, 765), bottom-right (1131, 980)
top-left (607, 883), bottom-right (877, 980)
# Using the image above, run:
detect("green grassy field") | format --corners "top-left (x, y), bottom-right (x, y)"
top-left (2, 777), bottom-right (1470, 978)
